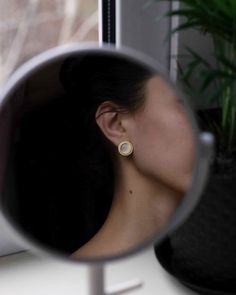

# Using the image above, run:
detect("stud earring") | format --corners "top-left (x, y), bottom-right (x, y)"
top-left (118, 141), bottom-right (134, 156)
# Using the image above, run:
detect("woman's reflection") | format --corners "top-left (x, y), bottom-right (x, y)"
top-left (59, 55), bottom-right (194, 258)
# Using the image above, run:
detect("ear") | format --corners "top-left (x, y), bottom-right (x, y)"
top-left (95, 101), bottom-right (127, 146)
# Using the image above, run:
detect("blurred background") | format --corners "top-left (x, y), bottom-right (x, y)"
top-left (0, 0), bottom-right (98, 86)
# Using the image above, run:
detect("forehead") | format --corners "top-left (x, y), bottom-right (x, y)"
top-left (145, 76), bottom-right (177, 103)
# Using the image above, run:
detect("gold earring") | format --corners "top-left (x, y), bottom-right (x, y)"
top-left (118, 141), bottom-right (134, 156)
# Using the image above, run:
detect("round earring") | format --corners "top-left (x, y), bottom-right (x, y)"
top-left (118, 141), bottom-right (134, 156)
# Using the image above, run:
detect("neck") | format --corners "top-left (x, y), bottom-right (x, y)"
top-left (105, 159), bottom-right (182, 244)
top-left (73, 158), bottom-right (182, 258)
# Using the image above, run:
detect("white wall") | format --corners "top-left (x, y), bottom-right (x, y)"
top-left (116, 0), bottom-right (172, 70)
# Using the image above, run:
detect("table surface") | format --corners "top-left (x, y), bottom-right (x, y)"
top-left (0, 246), bottom-right (197, 295)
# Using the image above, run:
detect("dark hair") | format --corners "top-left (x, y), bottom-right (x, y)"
top-left (60, 53), bottom-right (154, 114)
top-left (10, 53), bottom-right (154, 254)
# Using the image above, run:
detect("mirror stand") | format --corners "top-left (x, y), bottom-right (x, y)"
top-left (88, 265), bottom-right (104, 295)
top-left (88, 264), bottom-right (143, 295)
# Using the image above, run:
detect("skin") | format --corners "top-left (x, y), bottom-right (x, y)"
top-left (72, 76), bottom-right (194, 258)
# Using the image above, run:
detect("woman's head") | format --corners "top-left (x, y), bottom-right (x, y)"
top-left (60, 53), bottom-right (194, 195)
top-left (59, 53), bottom-right (155, 241)
top-left (59, 53), bottom-right (155, 166)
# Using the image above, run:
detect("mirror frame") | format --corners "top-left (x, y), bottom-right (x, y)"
top-left (0, 42), bottom-right (213, 264)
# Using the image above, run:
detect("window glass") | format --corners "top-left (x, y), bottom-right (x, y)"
top-left (0, 0), bottom-right (98, 86)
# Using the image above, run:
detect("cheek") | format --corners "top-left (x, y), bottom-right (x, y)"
top-left (130, 117), bottom-right (167, 176)
top-left (130, 113), bottom-right (194, 191)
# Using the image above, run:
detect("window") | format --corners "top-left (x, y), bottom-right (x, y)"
top-left (0, 0), bottom-right (98, 86)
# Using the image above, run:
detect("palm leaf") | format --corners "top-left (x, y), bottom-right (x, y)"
top-left (217, 55), bottom-right (236, 73)
top-left (155, 0), bottom-right (236, 42)
top-left (153, 0), bottom-right (236, 152)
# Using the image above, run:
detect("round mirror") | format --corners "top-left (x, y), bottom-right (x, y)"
top-left (0, 43), bottom-right (205, 263)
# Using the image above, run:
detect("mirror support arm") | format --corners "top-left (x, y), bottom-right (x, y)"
top-left (88, 264), bottom-right (105, 295)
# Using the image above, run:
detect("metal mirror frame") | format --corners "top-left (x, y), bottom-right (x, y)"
top-left (0, 42), bottom-right (214, 265)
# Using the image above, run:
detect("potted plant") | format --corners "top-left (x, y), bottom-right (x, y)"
top-left (154, 1), bottom-right (236, 294)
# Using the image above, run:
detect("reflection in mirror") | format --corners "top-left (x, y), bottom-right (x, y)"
top-left (0, 51), bottom-right (195, 260)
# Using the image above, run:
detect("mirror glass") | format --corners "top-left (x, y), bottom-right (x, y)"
top-left (0, 48), bottom-right (195, 261)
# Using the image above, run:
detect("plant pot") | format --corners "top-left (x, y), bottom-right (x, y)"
top-left (155, 155), bottom-right (236, 294)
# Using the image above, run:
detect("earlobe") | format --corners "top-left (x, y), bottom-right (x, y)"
top-left (95, 101), bottom-right (126, 146)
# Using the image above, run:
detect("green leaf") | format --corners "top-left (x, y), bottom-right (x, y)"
top-left (156, 0), bottom-right (235, 42)
top-left (182, 59), bottom-right (201, 80)
top-left (166, 9), bottom-right (200, 18)
top-left (170, 20), bottom-right (202, 35)
top-left (185, 47), bottom-right (212, 68)
top-left (217, 55), bottom-right (236, 73)
top-left (200, 70), bottom-right (233, 92)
